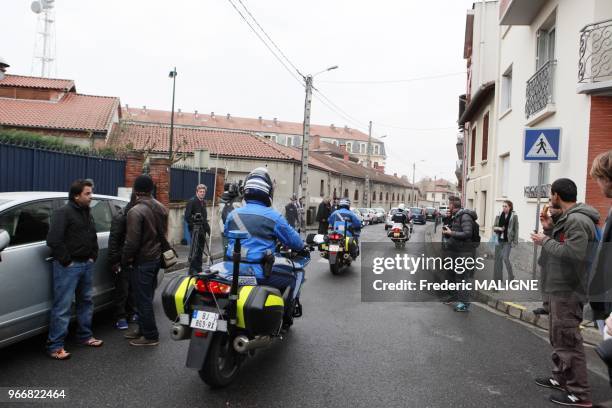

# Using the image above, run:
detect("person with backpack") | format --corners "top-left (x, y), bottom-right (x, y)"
top-left (441, 197), bottom-right (479, 312)
top-left (493, 200), bottom-right (519, 282)
top-left (531, 178), bottom-right (599, 407)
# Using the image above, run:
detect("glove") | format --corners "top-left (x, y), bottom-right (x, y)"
top-left (297, 246), bottom-right (311, 257)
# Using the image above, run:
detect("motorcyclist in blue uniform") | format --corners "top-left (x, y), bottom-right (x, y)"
top-left (223, 167), bottom-right (306, 322)
top-left (327, 198), bottom-right (362, 258)
top-left (391, 203), bottom-right (410, 235)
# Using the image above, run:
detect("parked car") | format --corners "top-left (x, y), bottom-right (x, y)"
top-left (410, 207), bottom-right (426, 225)
top-left (351, 207), bottom-right (366, 228)
top-left (357, 208), bottom-right (375, 225)
top-left (0, 191), bottom-right (163, 349)
top-left (425, 207), bottom-right (437, 221)
top-left (373, 208), bottom-right (386, 223)
top-left (367, 208), bottom-right (380, 224)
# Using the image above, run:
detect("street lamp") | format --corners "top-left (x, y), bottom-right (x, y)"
top-left (168, 67), bottom-right (177, 160)
top-left (299, 65), bottom-right (338, 227)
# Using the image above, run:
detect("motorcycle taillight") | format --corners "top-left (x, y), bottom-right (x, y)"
top-left (196, 279), bottom-right (231, 296)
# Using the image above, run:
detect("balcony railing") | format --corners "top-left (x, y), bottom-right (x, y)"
top-left (579, 19), bottom-right (612, 84)
top-left (455, 160), bottom-right (463, 180)
top-left (525, 60), bottom-right (556, 119)
top-left (456, 135), bottom-right (464, 158)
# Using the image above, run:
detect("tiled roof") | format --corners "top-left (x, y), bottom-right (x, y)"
top-left (111, 122), bottom-right (296, 161)
top-left (0, 74), bottom-right (75, 91)
top-left (122, 107), bottom-right (374, 142)
top-left (0, 93), bottom-right (120, 132)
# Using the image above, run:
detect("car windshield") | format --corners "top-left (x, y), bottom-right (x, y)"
top-left (411, 208), bottom-right (422, 214)
top-left (426, 208), bottom-right (436, 214)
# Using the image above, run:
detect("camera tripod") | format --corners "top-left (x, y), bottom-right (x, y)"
top-left (188, 222), bottom-right (212, 275)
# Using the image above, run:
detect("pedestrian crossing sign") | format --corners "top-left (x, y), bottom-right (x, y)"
top-left (523, 128), bottom-right (561, 162)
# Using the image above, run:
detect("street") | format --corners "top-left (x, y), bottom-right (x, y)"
top-left (0, 222), bottom-right (610, 408)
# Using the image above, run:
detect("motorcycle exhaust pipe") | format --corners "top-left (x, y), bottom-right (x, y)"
top-left (343, 253), bottom-right (351, 260)
top-left (233, 335), bottom-right (273, 353)
top-left (170, 323), bottom-right (191, 341)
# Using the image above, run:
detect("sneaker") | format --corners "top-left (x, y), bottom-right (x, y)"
top-left (454, 302), bottom-right (470, 312)
top-left (115, 318), bottom-right (128, 330)
top-left (535, 377), bottom-right (565, 391)
top-left (124, 328), bottom-right (141, 339)
top-left (130, 314), bottom-right (139, 323)
top-left (549, 390), bottom-right (592, 407)
top-left (533, 308), bottom-right (549, 315)
top-left (129, 337), bottom-right (159, 347)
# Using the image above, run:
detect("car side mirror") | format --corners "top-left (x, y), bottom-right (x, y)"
top-left (0, 230), bottom-right (9, 252)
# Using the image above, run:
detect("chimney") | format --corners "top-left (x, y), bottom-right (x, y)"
top-left (177, 108), bottom-right (182, 116)
top-left (142, 105), bottom-right (147, 114)
top-left (394, 173), bottom-right (397, 177)
top-left (344, 125), bottom-right (349, 132)
top-left (226, 113), bottom-right (231, 120)
top-left (311, 135), bottom-right (321, 149)
top-left (125, 103), bottom-right (129, 110)
top-left (211, 111), bottom-right (215, 119)
top-left (330, 124), bottom-right (335, 130)
top-left (273, 117), bottom-right (278, 125)
top-left (194, 110), bottom-right (199, 119)
top-left (258, 116), bottom-right (263, 123)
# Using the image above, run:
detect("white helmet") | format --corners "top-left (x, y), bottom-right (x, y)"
top-left (398, 203), bottom-right (405, 210)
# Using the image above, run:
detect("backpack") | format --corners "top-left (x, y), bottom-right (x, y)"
top-left (586, 223), bottom-right (603, 276)
top-left (466, 213), bottom-right (481, 248)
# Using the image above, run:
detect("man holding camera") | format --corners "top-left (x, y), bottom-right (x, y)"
top-left (184, 184), bottom-right (211, 274)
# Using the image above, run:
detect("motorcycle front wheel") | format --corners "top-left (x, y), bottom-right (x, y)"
top-left (199, 333), bottom-right (242, 388)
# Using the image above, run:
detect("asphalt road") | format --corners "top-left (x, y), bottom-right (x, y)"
top-left (1, 222), bottom-right (611, 407)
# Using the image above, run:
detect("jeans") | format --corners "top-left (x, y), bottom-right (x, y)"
top-left (130, 260), bottom-right (160, 340)
top-left (454, 270), bottom-right (472, 305)
top-left (47, 261), bottom-right (94, 352)
top-left (493, 242), bottom-right (514, 281)
top-left (113, 266), bottom-right (136, 320)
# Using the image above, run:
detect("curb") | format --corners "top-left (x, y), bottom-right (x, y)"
top-left (424, 227), bottom-right (603, 347)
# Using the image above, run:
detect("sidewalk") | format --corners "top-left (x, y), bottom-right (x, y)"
top-left (423, 224), bottom-right (603, 346)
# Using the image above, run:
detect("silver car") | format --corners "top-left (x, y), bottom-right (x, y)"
top-left (0, 192), bottom-right (133, 348)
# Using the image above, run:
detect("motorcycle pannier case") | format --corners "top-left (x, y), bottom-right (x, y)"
top-left (236, 285), bottom-right (284, 335)
top-left (161, 275), bottom-right (196, 321)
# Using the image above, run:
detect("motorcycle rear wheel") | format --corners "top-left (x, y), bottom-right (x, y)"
top-left (394, 241), bottom-right (402, 249)
top-left (330, 259), bottom-right (341, 275)
top-left (199, 333), bottom-right (241, 388)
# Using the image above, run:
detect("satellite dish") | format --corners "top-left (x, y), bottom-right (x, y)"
top-left (31, 1), bottom-right (42, 13)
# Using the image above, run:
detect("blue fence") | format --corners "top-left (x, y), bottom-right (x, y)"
top-left (0, 143), bottom-right (125, 196)
top-left (170, 167), bottom-right (215, 201)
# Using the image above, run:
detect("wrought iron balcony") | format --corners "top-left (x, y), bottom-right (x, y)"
top-left (579, 19), bottom-right (612, 85)
top-left (455, 160), bottom-right (463, 180)
top-left (456, 135), bottom-right (464, 158)
top-left (525, 60), bottom-right (556, 119)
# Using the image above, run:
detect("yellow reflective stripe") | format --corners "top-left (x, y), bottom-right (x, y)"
top-left (237, 286), bottom-right (255, 329)
top-left (175, 277), bottom-right (195, 315)
top-left (264, 294), bottom-right (284, 308)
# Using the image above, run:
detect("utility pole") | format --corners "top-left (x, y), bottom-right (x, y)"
top-left (168, 68), bottom-right (177, 160)
top-left (433, 175), bottom-right (437, 209)
top-left (300, 75), bottom-right (313, 221)
top-left (364, 120), bottom-right (372, 207)
top-left (412, 162), bottom-right (416, 207)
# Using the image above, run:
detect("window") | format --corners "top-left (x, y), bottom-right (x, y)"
top-left (501, 65), bottom-right (512, 112)
top-left (360, 143), bottom-right (366, 154)
top-left (347, 142), bottom-right (352, 152)
top-left (482, 112), bottom-right (489, 161)
top-left (0, 200), bottom-right (53, 246)
top-left (379, 192), bottom-right (383, 201)
top-left (344, 188), bottom-right (349, 198)
top-left (276, 134), bottom-right (286, 145)
top-left (470, 128), bottom-right (477, 167)
top-left (320, 180), bottom-right (325, 197)
top-left (287, 136), bottom-right (293, 146)
top-left (386, 192), bottom-right (389, 201)
top-left (402, 194), bottom-right (405, 202)
top-left (529, 163), bottom-right (550, 186)
top-left (481, 191), bottom-right (487, 228)
top-left (537, 20), bottom-right (556, 69)
top-left (374, 145), bottom-right (379, 155)
top-left (442, 194), bottom-right (446, 200)
top-left (392, 193), bottom-right (395, 201)
top-left (354, 190), bottom-right (359, 201)
top-left (333, 188), bottom-right (337, 199)
top-left (500, 155), bottom-right (510, 197)
top-left (372, 191), bottom-right (376, 201)
top-left (90, 200), bottom-right (113, 232)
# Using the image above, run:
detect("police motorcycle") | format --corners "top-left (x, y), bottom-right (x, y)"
top-left (387, 206), bottom-right (411, 249)
top-left (317, 220), bottom-right (358, 275)
top-left (161, 231), bottom-right (313, 388)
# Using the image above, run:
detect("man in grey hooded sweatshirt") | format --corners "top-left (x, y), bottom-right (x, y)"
top-left (531, 178), bottom-right (600, 407)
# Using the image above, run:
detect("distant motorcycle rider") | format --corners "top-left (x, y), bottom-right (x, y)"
top-left (223, 167), bottom-right (306, 322)
top-left (392, 203), bottom-right (410, 235)
top-left (327, 198), bottom-right (362, 258)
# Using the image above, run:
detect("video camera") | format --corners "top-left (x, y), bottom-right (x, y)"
top-left (190, 213), bottom-right (205, 225)
top-left (222, 180), bottom-right (244, 202)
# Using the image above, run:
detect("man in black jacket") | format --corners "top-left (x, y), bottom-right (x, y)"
top-left (46, 179), bottom-right (103, 360)
top-left (316, 197), bottom-right (332, 234)
top-left (184, 184), bottom-right (211, 273)
top-left (108, 193), bottom-right (137, 330)
top-left (285, 195), bottom-right (299, 229)
top-left (442, 197), bottom-right (478, 313)
top-left (123, 175), bottom-right (168, 346)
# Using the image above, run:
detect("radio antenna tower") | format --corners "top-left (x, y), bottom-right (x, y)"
top-left (31, 0), bottom-right (57, 78)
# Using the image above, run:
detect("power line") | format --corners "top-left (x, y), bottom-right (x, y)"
top-left (375, 123), bottom-right (457, 131)
top-left (235, 0), bottom-right (304, 78)
top-left (226, 0), bottom-right (304, 88)
top-left (318, 71), bottom-right (466, 84)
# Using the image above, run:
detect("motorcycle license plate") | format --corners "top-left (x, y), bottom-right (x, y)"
top-left (328, 244), bottom-right (340, 252)
top-left (190, 310), bottom-right (219, 332)
top-left (394, 233), bottom-right (399, 237)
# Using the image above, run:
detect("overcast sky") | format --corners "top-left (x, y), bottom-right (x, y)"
top-left (3, 0), bottom-right (475, 182)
